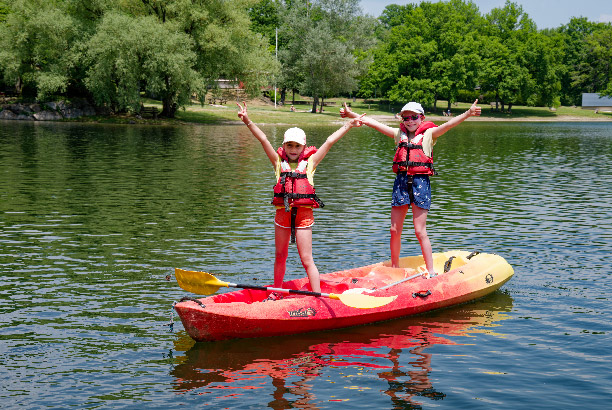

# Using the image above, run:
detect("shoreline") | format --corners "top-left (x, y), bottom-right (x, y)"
top-left (367, 114), bottom-right (612, 123)
top-left (2, 98), bottom-right (612, 125)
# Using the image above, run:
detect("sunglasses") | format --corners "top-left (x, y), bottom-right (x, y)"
top-left (402, 114), bottom-right (421, 121)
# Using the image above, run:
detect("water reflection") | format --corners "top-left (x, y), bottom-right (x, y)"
top-left (2, 119), bottom-right (611, 409)
top-left (170, 292), bottom-right (513, 408)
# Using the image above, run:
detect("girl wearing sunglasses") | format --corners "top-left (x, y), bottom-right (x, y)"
top-left (340, 100), bottom-right (481, 277)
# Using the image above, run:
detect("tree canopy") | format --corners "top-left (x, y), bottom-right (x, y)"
top-left (1, 0), bottom-right (611, 114)
top-left (0, 0), bottom-right (277, 116)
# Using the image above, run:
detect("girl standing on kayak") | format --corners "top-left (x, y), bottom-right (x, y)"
top-left (238, 101), bottom-right (365, 297)
top-left (340, 100), bottom-right (481, 276)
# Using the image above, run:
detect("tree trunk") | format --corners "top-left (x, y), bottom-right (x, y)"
top-left (161, 76), bottom-right (177, 117)
top-left (162, 97), bottom-right (177, 118)
top-left (311, 95), bottom-right (318, 113)
top-left (292, 89), bottom-right (296, 105)
top-left (15, 76), bottom-right (23, 95)
top-left (280, 88), bottom-right (286, 105)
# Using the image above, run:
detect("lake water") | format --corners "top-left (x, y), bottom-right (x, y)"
top-left (1, 119), bottom-right (611, 409)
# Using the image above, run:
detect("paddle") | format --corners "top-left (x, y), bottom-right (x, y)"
top-left (377, 271), bottom-right (424, 290)
top-left (374, 253), bottom-right (471, 291)
top-left (174, 268), bottom-right (397, 309)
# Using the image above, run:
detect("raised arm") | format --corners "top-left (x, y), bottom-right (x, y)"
top-left (310, 114), bottom-right (366, 168)
top-left (237, 101), bottom-right (277, 165)
top-left (431, 99), bottom-right (481, 141)
top-left (340, 102), bottom-right (396, 138)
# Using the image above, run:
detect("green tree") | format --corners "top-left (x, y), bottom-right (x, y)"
top-left (484, 0), bottom-right (535, 39)
top-left (572, 24), bottom-right (612, 98)
top-left (361, 0), bottom-right (483, 110)
top-left (522, 31), bottom-right (563, 107)
top-left (276, 1), bottom-right (310, 104)
top-left (298, 22), bottom-right (359, 112)
top-left (137, 0), bottom-right (278, 116)
top-left (0, 0), bottom-right (277, 117)
top-left (479, 1), bottom-right (537, 110)
top-left (422, 0), bottom-right (483, 111)
top-left (248, 0), bottom-right (280, 49)
top-left (275, 0), bottom-right (368, 111)
top-left (555, 18), bottom-right (598, 105)
top-left (592, 26), bottom-right (612, 97)
top-left (360, 5), bottom-right (430, 101)
top-left (377, 3), bottom-right (415, 32)
top-left (478, 36), bottom-right (529, 111)
top-left (0, 0), bottom-right (79, 99)
top-left (0, 0), bottom-right (11, 22)
top-left (84, 12), bottom-right (200, 113)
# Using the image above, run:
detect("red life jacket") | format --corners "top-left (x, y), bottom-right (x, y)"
top-left (392, 122), bottom-right (438, 175)
top-left (272, 146), bottom-right (324, 212)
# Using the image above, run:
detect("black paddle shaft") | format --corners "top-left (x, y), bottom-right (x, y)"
top-left (233, 283), bottom-right (328, 297)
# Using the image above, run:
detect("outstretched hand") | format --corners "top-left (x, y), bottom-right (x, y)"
top-left (468, 99), bottom-right (481, 117)
top-left (340, 102), bottom-right (355, 118)
top-left (349, 113), bottom-right (367, 127)
top-left (236, 101), bottom-right (249, 123)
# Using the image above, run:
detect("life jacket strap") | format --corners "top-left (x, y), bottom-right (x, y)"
top-left (397, 142), bottom-right (423, 150)
top-left (273, 193), bottom-right (325, 208)
top-left (393, 160), bottom-right (434, 169)
top-left (399, 172), bottom-right (415, 203)
top-left (290, 207), bottom-right (298, 244)
top-left (279, 171), bottom-right (308, 179)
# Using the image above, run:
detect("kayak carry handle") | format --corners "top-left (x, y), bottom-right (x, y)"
top-left (444, 256), bottom-right (455, 273)
top-left (178, 296), bottom-right (206, 308)
top-left (467, 251), bottom-right (481, 260)
top-left (412, 290), bottom-right (431, 298)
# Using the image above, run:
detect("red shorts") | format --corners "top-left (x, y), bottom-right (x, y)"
top-left (274, 207), bottom-right (314, 229)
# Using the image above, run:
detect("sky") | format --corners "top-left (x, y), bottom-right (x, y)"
top-left (359, 0), bottom-right (612, 29)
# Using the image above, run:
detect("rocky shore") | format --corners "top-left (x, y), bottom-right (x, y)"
top-left (0, 99), bottom-right (98, 121)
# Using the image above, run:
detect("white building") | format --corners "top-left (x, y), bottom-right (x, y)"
top-left (582, 93), bottom-right (612, 112)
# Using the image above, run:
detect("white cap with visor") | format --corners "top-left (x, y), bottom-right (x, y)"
top-left (400, 102), bottom-right (424, 115)
top-left (283, 127), bottom-right (306, 145)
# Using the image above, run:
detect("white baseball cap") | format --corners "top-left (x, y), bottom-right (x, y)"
top-left (400, 102), bottom-right (424, 115)
top-left (283, 127), bottom-right (306, 145)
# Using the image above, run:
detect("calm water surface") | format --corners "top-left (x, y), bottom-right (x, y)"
top-left (1, 119), bottom-right (611, 409)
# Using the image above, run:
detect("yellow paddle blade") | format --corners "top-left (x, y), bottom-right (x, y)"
top-left (332, 293), bottom-right (397, 309)
top-left (175, 268), bottom-right (230, 295)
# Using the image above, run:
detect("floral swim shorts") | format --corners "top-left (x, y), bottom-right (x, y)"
top-left (391, 173), bottom-right (431, 210)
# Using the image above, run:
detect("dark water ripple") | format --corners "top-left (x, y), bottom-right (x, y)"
top-left (1, 120), bottom-right (612, 409)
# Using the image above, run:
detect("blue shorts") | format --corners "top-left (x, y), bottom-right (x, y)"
top-left (391, 173), bottom-right (431, 210)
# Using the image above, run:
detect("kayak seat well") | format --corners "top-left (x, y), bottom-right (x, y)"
top-left (298, 279), bottom-right (350, 294)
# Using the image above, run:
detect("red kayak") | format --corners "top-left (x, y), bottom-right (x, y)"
top-left (173, 250), bottom-right (514, 342)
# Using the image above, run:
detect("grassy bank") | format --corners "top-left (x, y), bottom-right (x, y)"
top-left (171, 97), bottom-right (612, 125)
top-left (70, 96), bottom-right (612, 125)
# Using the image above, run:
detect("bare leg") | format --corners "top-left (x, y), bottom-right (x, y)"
top-left (295, 227), bottom-right (321, 293)
top-left (412, 204), bottom-right (436, 274)
top-left (274, 224), bottom-right (291, 288)
top-left (390, 205), bottom-right (410, 268)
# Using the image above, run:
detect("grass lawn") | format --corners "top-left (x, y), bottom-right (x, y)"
top-left (129, 96), bottom-right (612, 125)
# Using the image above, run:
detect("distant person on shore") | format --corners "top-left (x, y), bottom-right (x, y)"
top-left (290, 105), bottom-right (296, 112)
top-left (237, 101), bottom-right (365, 298)
top-left (341, 100), bottom-right (481, 277)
